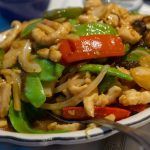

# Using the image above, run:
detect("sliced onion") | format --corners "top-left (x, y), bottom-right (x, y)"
top-left (42, 65), bottom-right (109, 110)
top-left (131, 50), bottom-right (149, 56)
top-left (18, 40), bottom-right (41, 73)
top-left (55, 79), bottom-right (85, 93)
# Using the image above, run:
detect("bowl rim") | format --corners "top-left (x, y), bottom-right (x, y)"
top-left (0, 107), bottom-right (150, 146)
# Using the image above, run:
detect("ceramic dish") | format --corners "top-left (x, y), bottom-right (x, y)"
top-left (0, 0), bottom-right (150, 147)
top-left (0, 108), bottom-right (150, 146)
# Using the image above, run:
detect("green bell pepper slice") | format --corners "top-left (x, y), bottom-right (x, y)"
top-left (0, 48), bottom-right (4, 68)
top-left (124, 47), bottom-right (150, 62)
top-left (36, 59), bottom-right (56, 81)
top-left (21, 19), bottom-right (43, 38)
top-left (99, 75), bottom-right (117, 93)
top-left (79, 64), bottom-right (133, 81)
top-left (9, 102), bottom-right (67, 133)
top-left (25, 74), bottom-right (46, 108)
top-left (74, 23), bottom-right (118, 36)
top-left (43, 7), bottom-right (84, 20)
top-left (36, 59), bottom-right (65, 81)
top-left (55, 63), bottom-right (65, 78)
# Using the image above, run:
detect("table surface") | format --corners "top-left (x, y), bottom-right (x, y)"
top-left (0, 0), bottom-right (150, 150)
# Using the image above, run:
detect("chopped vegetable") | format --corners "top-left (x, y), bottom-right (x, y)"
top-left (80, 64), bottom-right (133, 81)
top-left (125, 104), bottom-right (148, 113)
top-left (9, 102), bottom-right (66, 133)
top-left (24, 102), bottom-right (47, 122)
top-left (54, 63), bottom-right (65, 78)
top-left (99, 75), bottom-right (117, 93)
top-left (69, 19), bottom-right (78, 26)
top-left (36, 59), bottom-right (56, 81)
top-left (125, 44), bottom-right (130, 53)
top-left (63, 107), bottom-right (131, 121)
top-left (74, 23), bottom-right (118, 36)
top-left (21, 19), bottom-right (42, 38)
top-left (60, 35), bottom-right (125, 63)
top-left (124, 47), bottom-right (150, 62)
top-left (42, 65), bottom-right (109, 110)
top-left (25, 74), bottom-right (46, 108)
top-left (36, 59), bottom-right (65, 81)
top-left (44, 7), bottom-right (83, 20)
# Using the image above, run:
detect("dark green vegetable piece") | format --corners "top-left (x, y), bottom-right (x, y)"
top-left (44, 7), bottom-right (83, 20)
top-left (69, 19), bottom-right (78, 25)
top-left (79, 64), bottom-right (133, 81)
top-left (9, 102), bottom-right (67, 133)
top-left (25, 74), bottom-right (46, 108)
top-left (0, 48), bottom-right (4, 68)
top-left (99, 75), bottom-right (117, 93)
top-left (21, 19), bottom-right (42, 38)
top-left (74, 23), bottom-right (118, 36)
top-left (36, 59), bottom-right (56, 81)
top-left (36, 59), bottom-right (65, 81)
top-left (55, 63), bottom-right (65, 78)
top-left (124, 47), bottom-right (150, 62)
top-left (125, 44), bottom-right (130, 53)
top-left (23, 102), bottom-right (46, 122)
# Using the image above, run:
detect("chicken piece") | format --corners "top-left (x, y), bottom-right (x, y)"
top-left (47, 122), bottom-right (81, 131)
top-left (0, 69), bottom-right (21, 111)
top-left (37, 48), bottom-right (49, 59)
top-left (67, 73), bottom-right (92, 95)
top-left (95, 86), bottom-right (122, 106)
top-left (37, 44), bottom-right (62, 62)
top-left (103, 13), bottom-right (120, 27)
top-left (83, 93), bottom-right (97, 117)
top-left (119, 89), bottom-right (150, 106)
top-left (102, 3), bottom-right (142, 44)
top-left (127, 14), bottom-right (143, 24)
top-left (78, 13), bottom-right (99, 23)
top-left (103, 3), bottom-right (128, 26)
top-left (49, 45), bottom-right (62, 62)
top-left (0, 21), bottom-right (22, 50)
top-left (106, 3), bottom-right (128, 19)
top-left (32, 19), bottom-right (72, 46)
top-left (118, 25), bottom-right (142, 44)
top-left (3, 40), bottom-right (26, 68)
top-left (0, 81), bottom-right (11, 118)
top-left (0, 119), bottom-right (8, 128)
top-left (79, 0), bottom-right (106, 23)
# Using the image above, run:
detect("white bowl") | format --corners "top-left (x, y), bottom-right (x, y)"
top-left (0, 108), bottom-right (150, 146)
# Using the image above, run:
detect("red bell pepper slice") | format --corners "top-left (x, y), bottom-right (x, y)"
top-left (60, 35), bottom-right (125, 63)
top-left (125, 104), bottom-right (148, 113)
top-left (62, 106), bottom-right (131, 121)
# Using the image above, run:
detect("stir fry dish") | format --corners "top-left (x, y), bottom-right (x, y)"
top-left (0, 0), bottom-right (150, 133)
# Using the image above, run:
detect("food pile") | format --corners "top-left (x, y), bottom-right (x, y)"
top-left (0, 0), bottom-right (149, 133)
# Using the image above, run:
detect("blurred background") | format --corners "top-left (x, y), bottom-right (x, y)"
top-left (0, 0), bottom-right (150, 31)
